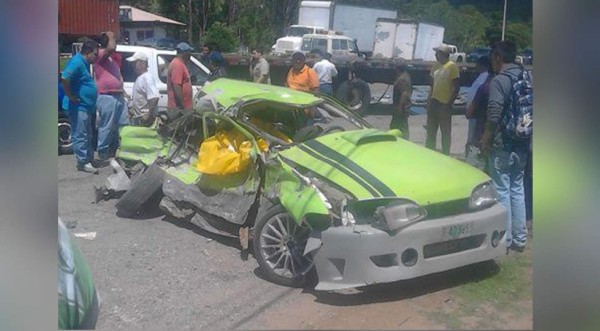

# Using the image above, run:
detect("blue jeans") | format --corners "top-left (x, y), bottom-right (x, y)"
top-left (96, 94), bottom-right (128, 158)
top-left (69, 109), bottom-right (94, 166)
top-left (319, 83), bottom-right (333, 95)
top-left (489, 147), bottom-right (529, 248)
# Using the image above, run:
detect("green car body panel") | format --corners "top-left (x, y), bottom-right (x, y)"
top-left (202, 78), bottom-right (322, 109)
top-left (280, 129), bottom-right (490, 205)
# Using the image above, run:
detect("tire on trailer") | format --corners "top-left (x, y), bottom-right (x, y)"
top-left (253, 203), bottom-right (314, 287)
top-left (334, 79), bottom-right (371, 115)
top-left (58, 117), bottom-right (73, 155)
top-left (115, 163), bottom-right (165, 218)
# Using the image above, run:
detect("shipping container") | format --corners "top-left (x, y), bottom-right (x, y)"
top-left (59, 0), bottom-right (120, 36)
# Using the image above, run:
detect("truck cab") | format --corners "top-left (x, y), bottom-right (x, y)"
top-left (446, 44), bottom-right (466, 63)
top-left (271, 25), bottom-right (328, 55)
top-left (300, 33), bottom-right (360, 58)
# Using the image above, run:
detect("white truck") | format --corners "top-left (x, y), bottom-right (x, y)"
top-left (371, 19), bottom-right (465, 63)
top-left (271, 25), bottom-right (329, 55)
top-left (272, 1), bottom-right (397, 55)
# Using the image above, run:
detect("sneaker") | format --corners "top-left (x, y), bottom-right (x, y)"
top-left (509, 243), bottom-right (525, 253)
top-left (77, 162), bottom-right (99, 174)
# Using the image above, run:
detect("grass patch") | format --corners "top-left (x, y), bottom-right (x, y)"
top-left (426, 240), bottom-right (533, 329)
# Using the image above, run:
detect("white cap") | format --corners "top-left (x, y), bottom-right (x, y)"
top-left (126, 51), bottom-right (148, 62)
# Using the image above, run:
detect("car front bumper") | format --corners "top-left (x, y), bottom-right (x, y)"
top-left (311, 203), bottom-right (507, 291)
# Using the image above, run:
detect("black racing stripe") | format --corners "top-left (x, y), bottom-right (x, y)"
top-left (279, 156), bottom-right (357, 199)
top-left (292, 145), bottom-right (381, 197)
top-left (305, 140), bottom-right (397, 197)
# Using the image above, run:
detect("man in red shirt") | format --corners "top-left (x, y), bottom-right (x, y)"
top-left (94, 31), bottom-right (128, 161)
top-left (167, 43), bottom-right (194, 110)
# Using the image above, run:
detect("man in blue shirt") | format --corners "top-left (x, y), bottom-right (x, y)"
top-left (61, 40), bottom-right (100, 173)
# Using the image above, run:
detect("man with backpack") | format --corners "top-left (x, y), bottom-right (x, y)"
top-left (481, 40), bottom-right (533, 253)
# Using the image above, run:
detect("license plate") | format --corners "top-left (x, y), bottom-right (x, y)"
top-left (442, 223), bottom-right (473, 241)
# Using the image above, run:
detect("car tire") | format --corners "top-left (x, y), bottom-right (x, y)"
top-left (253, 203), bottom-right (314, 287)
top-left (334, 79), bottom-right (371, 115)
top-left (58, 116), bottom-right (73, 155)
top-left (457, 55), bottom-right (463, 63)
top-left (115, 163), bottom-right (165, 218)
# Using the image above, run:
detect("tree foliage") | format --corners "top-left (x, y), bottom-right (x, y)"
top-left (123, 0), bottom-right (531, 52)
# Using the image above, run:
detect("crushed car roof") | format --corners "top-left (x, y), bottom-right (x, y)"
top-left (202, 78), bottom-right (322, 108)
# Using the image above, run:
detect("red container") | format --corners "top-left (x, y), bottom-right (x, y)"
top-left (59, 0), bottom-right (120, 36)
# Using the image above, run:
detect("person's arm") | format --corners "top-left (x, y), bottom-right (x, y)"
top-left (170, 63), bottom-right (186, 109)
top-left (60, 63), bottom-right (80, 103)
top-left (308, 68), bottom-right (319, 92)
top-left (330, 63), bottom-right (338, 77)
top-left (173, 85), bottom-right (185, 109)
top-left (427, 65), bottom-right (435, 103)
top-left (446, 64), bottom-right (461, 107)
top-left (61, 78), bottom-right (79, 104)
top-left (99, 31), bottom-right (116, 61)
top-left (448, 78), bottom-right (460, 107)
top-left (480, 75), bottom-right (508, 155)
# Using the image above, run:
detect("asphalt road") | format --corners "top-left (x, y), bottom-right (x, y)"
top-left (58, 106), bottom-right (474, 330)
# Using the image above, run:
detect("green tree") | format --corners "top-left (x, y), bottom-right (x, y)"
top-left (204, 22), bottom-right (239, 52)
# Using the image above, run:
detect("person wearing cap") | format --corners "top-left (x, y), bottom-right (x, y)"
top-left (167, 42), bottom-right (194, 111)
top-left (286, 52), bottom-right (319, 92)
top-left (94, 31), bottom-right (129, 161)
top-left (426, 43), bottom-right (460, 155)
top-left (465, 55), bottom-right (491, 153)
top-left (312, 50), bottom-right (338, 95)
top-left (389, 61), bottom-right (412, 139)
top-left (126, 51), bottom-right (160, 126)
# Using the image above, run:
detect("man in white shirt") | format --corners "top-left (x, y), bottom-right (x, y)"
top-left (126, 51), bottom-right (160, 126)
top-left (312, 50), bottom-right (338, 95)
top-left (250, 48), bottom-right (271, 84)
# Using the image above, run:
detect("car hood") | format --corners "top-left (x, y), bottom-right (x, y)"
top-left (278, 129), bottom-right (489, 205)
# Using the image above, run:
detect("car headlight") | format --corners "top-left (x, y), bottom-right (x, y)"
top-left (373, 199), bottom-right (427, 232)
top-left (469, 181), bottom-right (498, 210)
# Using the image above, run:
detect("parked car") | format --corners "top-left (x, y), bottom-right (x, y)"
top-left (466, 47), bottom-right (491, 63)
top-left (135, 37), bottom-right (180, 50)
top-left (108, 78), bottom-right (507, 290)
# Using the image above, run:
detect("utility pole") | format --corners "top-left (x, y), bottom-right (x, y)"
top-left (188, 0), bottom-right (193, 44)
top-left (501, 0), bottom-right (507, 41)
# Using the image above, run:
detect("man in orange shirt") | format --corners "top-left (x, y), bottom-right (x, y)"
top-left (167, 43), bottom-right (194, 110)
top-left (286, 52), bottom-right (319, 92)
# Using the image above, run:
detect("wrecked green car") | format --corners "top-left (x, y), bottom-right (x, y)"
top-left (108, 78), bottom-right (507, 290)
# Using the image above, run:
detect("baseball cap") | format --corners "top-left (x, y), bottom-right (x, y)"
top-left (433, 43), bottom-right (452, 54)
top-left (126, 51), bottom-right (148, 62)
top-left (176, 42), bottom-right (194, 53)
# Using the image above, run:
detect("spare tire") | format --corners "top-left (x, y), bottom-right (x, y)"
top-left (115, 164), bottom-right (165, 218)
top-left (334, 79), bottom-right (371, 115)
top-left (58, 116), bottom-right (73, 155)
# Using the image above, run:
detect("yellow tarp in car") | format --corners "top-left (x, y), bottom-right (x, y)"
top-left (196, 130), bottom-right (268, 176)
